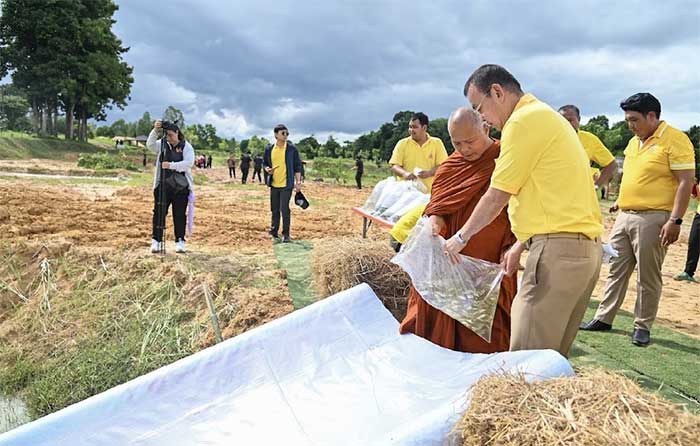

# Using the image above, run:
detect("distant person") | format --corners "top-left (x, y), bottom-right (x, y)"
top-left (252, 153), bottom-right (263, 183)
top-left (240, 152), bottom-right (252, 183)
top-left (142, 151), bottom-right (147, 167)
top-left (206, 154), bottom-right (212, 169)
top-left (227, 153), bottom-right (237, 179)
top-left (263, 124), bottom-right (303, 242)
top-left (581, 93), bottom-right (695, 347)
top-left (353, 155), bottom-right (364, 189)
top-left (389, 112), bottom-right (448, 192)
top-left (300, 160), bottom-right (306, 182)
top-left (146, 120), bottom-right (194, 254)
top-left (675, 178), bottom-right (699, 283)
top-left (558, 104), bottom-right (617, 196)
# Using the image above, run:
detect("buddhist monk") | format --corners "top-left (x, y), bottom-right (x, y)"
top-left (399, 107), bottom-right (517, 353)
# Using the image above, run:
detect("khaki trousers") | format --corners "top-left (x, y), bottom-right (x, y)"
top-left (510, 233), bottom-right (602, 357)
top-left (594, 211), bottom-right (669, 331)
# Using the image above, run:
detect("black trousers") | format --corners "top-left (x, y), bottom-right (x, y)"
top-left (228, 167), bottom-right (236, 178)
top-left (241, 168), bottom-right (249, 184)
top-left (270, 187), bottom-right (292, 237)
top-left (355, 171), bottom-right (363, 189)
top-left (152, 186), bottom-right (189, 242)
top-left (252, 168), bottom-right (262, 183)
top-left (684, 212), bottom-right (700, 276)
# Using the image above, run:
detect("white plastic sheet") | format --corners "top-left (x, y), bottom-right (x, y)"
top-left (392, 218), bottom-right (504, 342)
top-left (0, 284), bottom-right (573, 446)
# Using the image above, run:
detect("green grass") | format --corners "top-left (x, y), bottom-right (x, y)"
top-left (0, 131), bottom-right (104, 160)
top-left (571, 300), bottom-right (700, 411)
top-left (273, 240), bottom-right (317, 309)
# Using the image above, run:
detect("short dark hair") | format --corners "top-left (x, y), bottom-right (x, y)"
top-left (411, 112), bottom-right (429, 128)
top-left (273, 124), bottom-right (288, 134)
top-left (464, 64), bottom-right (523, 96)
top-left (620, 93), bottom-right (661, 119)
top-left (558, 104), bottom-right (580, 119)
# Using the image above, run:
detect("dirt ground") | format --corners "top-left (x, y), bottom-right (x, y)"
top-left (0, 161), bottom-right (698, 337)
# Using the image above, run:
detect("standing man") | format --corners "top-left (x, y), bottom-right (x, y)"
top-left (389, 112), bottom-right (448, 192)
top-left (674, 179), bottom-right (699, 283)
top-left (206, 154), bottom-right (213, 169)
top-left (353, 155), bottom-right (364, 189)
top-left (446, 64), bottom-right (603, 357)
top-left (227, 153), bottom-right (237, 179)
top-left (240, 151), bottom-right (252, 184)
top-left (263, 124), bottom-right (303, 243)
top-left (581, 93), bottom-right (695, 346)
top-left (558, 104), bottom-right (617, 195)
top-left (252, 153), bottom-right (264, 183)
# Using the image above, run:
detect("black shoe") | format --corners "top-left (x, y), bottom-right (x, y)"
top-left (579, 319), bottom-right (612, 331)
top-left (282, 236), bottom-right (291, 243)
top-left (632, 328), bottom-right (650, 346)
top-left (268, 230), bottom-right (280, 240)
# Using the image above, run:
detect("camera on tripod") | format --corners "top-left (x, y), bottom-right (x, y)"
top-left (161, 120), bottom-right (179, 132)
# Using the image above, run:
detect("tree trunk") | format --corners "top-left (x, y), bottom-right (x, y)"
top-left (40, 102), bottom-right (48, 136)
top-left (46, 103), bottom-right (53, 136)
top-left (52, 101), bottom-right (59, 137)
top-left (65, 102), bottom-right (75, 140)
top-left (31, 98), bottom-right (40, 134)
top-left (77, 114), bottom-right (84, 142)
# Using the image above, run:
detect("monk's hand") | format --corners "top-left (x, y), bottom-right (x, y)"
top-left (502, 242), bottom-right (526, 277)
top-left (659, 220), bottom-right (681, 247)
top-left (444, 230), bottom-right (467, 264)
top-left (429, 215), bottom-right (445, 237)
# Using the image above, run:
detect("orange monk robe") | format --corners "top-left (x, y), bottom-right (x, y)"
top-left (399, 141), bottom-right (517, 353)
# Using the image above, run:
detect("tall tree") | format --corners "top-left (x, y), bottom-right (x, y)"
top-left (163, 106), bottom-right (185, 128)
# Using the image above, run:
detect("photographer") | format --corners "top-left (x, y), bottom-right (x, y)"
top-left (147, 120), bottom-right (195, 253)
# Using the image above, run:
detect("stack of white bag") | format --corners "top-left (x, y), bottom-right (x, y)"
top-left (392, 217), bottom-right (504, 342)
top-left (361, 177), bottom-right (430, 223)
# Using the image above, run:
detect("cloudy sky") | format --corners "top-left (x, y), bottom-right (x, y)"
top-left (108, 0), bottom-right (699, 141)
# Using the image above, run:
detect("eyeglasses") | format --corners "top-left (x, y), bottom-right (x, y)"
top-left (472, 85), bottom-right (492, 113)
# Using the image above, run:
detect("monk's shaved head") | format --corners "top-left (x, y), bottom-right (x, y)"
top-left (448, 107), bottom-right (493, 161)
top-left (448, 107), bottom-right (483, 131)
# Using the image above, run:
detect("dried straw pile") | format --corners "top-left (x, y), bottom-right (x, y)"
top-left (457, 367), bottom-right (699, 446)
top-left (310, 237), bottom-right (410, 320)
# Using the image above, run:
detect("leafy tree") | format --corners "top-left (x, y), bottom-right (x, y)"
top-left (136, 111), bottom-right (152, 136)
top-left (239, 139), bottom-right (249, 153)
top-left (163, 105), bottom-right (185, 128)
top-left (685, 125), bottom-right (699, 148)
top-left (0, 84), bottom-right (30, 131)
top-left (323, 135), bottom-right (341, 158)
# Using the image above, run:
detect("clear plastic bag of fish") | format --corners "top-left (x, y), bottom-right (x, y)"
top-left (391, 217), bottom-right (504, 342)
top-left (361, 177), bottom-right (395, 213)
top-left (387, 193), bottom-right (430, 223)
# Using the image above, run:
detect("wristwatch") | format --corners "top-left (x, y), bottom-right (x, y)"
top-left (670, 217), bottom-right (683, 225)
top-left (456, 231), bottom-right (467, 245)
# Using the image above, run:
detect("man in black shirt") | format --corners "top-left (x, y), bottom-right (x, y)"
top-left (240, 152), bottom-right (252, 183)
top-left (353, 155), bottom-right (364, 189)
top-left (252, 153), bottom-right (264, 183)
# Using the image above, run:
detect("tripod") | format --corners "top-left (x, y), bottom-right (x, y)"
top-left (155, 127), bottom-right (168, 256)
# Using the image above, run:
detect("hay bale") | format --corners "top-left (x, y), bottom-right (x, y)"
top-left (311, 237), bottom-right (410, 321)
top-left (457, 367), bottom-right (700, 446)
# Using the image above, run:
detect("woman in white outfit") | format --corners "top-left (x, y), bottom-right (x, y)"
top-left (147, 120), bottom-right (195, 253)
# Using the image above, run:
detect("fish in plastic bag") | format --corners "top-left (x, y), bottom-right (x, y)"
top-left (391, 217), bottom-right (504, 342)
top-left (361, 177), bottom-right (395, 213)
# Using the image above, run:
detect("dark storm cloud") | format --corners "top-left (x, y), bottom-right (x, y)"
top-left (108, 0), bottom-right (700, 139)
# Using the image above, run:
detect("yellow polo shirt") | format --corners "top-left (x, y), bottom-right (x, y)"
top-left (389, 203), bottom-right (427, 244)
top-left (389, 134), bottom-right (448, 191)
top-left (618, 121), bottom-right (695, 211)
top-left (578, 129), bottom-right (615, 177)
top-left (271, 142), bottom-right (287, 188)
top-left (491, 94), bottom-right (603, 242)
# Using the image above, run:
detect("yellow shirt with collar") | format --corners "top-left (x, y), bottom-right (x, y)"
top-left (271, 142), bottom-right (287, 188)
top-left (491, 93), bottom-right (603, 242)
top-left (578, 129), bottom-right (615, 177)
top-left (618, 121), bottom-right (695, 211)
top-left (389, 134), bottom-right (448, 191)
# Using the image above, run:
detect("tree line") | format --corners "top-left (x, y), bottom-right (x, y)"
top-left (0, 0), bottom-right (132, 141)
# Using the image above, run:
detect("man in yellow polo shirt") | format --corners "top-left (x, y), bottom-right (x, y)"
top-left (263, 124), bottom-right (303, 243)
top-left (580, 93), bottom-right (695, 346)
top-left (389, 112), bottom-right (448, 192)
top-left (558, 104), bottom-right (618, 197)
top-left (445, 64), bottom-right (603, 357)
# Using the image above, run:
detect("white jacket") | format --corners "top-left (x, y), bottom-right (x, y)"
top-left (147, 128), bottom-right (195, 191)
